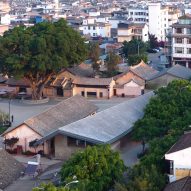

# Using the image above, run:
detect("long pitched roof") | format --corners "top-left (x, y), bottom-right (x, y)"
top-left (164, 176), bottom-right (191, 191)
top-left (147, 64), bottom-right (191, 81)
top-left (166, 132), bottom-right (191, 154)
top-left (73, 77), bottom-right (113, 86)
top-left (37, 92), bottom-right (154, 145)
top-left (4, 95), bottom-right (98, 137)
top-left (0, 149), bottom-right (24, 189)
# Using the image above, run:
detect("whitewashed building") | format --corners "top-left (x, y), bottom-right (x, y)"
top-left (165, 131), bottom-right (191, 183)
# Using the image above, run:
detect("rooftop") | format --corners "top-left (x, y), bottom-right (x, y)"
top-left (38, 91), bottom-right (154, 145)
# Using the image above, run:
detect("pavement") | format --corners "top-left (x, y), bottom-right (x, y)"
top-left (0, 97), bottom-right (130, 128)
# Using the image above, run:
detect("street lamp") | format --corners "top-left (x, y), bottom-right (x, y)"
top-left (64, 180), bottom-right (79, 188)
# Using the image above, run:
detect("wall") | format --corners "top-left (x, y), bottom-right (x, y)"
top-left (54, 134), bottom-right (82, 160)
top-left (165, 147), bottom-right (191, 182)
top-left (116, 81), bottom-right (143, 96)
top-left (3, 124), bottom-right (48, 154)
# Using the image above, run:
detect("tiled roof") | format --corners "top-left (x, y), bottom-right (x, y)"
top-left (4, 95), bottom-right (98, 137)
top-left (0, 149), bottom-right (24, 189)
top-left (147, 64), bottom-right (191, 81)
top-left (38, 91), bottom-right (154, 145)
top-left (166, 132), bottom-right (191, 154)
top-left (130, 60), bottom-right (158, 80)
top-left (164, 176), bottom-right (191, 191)
top-left (179, 14), bottom-right (191, 20)
top-left (73, 77), bottom-right (113, 86)
top-left (6, 78), bottom-right (30, 87)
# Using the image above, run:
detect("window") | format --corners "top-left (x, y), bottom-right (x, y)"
top-left (175, 38), bottom-right (183, 44)
top-left (176, 28), bottom-right (183, 34)
top-left (187, 48), bottom-right (191, 54)
top-left (81, 91), bottom-right (85, 96)
top-left (187, 38), bottom-right (191, 44)
top-left (93, 26), bottom-right (96, 30)
top-left (88, 26), bottom-right (90, 30)
top-left (175, 47), bottom-right (184, 54)
top-left (99, 92), bottom-right (103, 98)
top-left (187, 28), bottom-right (191, 34)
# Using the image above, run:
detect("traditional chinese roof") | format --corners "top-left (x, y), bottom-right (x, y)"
top-left (37, 91), bottom-right (154, 145)
top-left (3, 95), bottom-right (98, 137)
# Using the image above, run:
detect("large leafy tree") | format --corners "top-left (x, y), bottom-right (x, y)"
top-left (89, 42), bottom-right (100, 73)
top-left (60, 145), bottom-right (125, 191)
top-left (148, 33), bottom-right (159, 49)
top-left (122, 40), bottom-right (148, 66)
top-left (0, 19), bottom-right (87, 100)
top-left (114, 80), bottom-right (191, 191)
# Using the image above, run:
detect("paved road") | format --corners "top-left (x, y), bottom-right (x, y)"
top-left (0, 97), bottom-right (130, 128)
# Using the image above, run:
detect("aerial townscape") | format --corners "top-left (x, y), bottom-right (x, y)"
top-left (1, 0), bottom-right (191, 190)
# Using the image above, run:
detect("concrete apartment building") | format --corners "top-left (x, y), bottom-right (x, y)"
top-left (117, 22), bottom-right (148, 43)
top-left (167, 14), bottom-right (191, 67)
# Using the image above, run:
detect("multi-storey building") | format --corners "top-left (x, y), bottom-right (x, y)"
top-left (167, 14), bottom-right (191, 68)
top-left (117, 22), bottom-right (148, 43)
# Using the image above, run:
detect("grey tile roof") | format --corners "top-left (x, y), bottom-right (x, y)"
top-left (164, 176), bottom-right (191, 191)
top-left (47, 91), bottom-right (154, 144)
top-left (147, 64), bottom-right (191, 81)
top-left (73, 77), bottom-right (113, 86)
top-left (0, 149), bottom-right (24, 189)
top-left (130, 61), bottom-right (158, 80)
top-left (4, 95), bottom-right (98, 137)
top-left (166, 132), bottom-right (191, 154)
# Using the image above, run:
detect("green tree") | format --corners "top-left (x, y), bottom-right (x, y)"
top-left (89, 42), bottom-right (100, 73)
top-left (33, 183), bottom-right (78, 191)
top-left (0, 19), bottom-right (87, 100)
top-left (122, 40), bottom-right (147, 57)
top-left (105, 51), bottom-right (121, 76)
top-left (128, 54), bottom-right (148, 66)
top-left (148, 33), bottom-right (159, 49)
top-left (60, 145), bottom-right (125, 191)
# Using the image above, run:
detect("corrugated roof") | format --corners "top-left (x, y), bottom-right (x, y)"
top-left (4, 95), bottom-right (98, 136)
top-left (50, 91), bottom-right (154, 144)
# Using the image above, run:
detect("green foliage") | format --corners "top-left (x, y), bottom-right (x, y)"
top-left (148, 34), bottom-right (159, 49)
top-left (122, 40), bottom-right (147, 57)
top-left (127, 54), bottom-right (148, 66)
top-left (0, 19), bottom-right (87, 100)
top-left (0, 109), bottom-right (9, 124)
top-left (60, 145), bottom-right (125, 191)
top-left (105, 51), bottom-right (121, 76)
top-left (32, 183), bottom-right (78, 191)
top-left (124, 79), bottom-right (191, 191)
top-left (89, 42), bottom-right (100, 73)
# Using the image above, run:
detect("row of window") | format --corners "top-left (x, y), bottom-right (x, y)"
top-left (175, 47), bottom-right (191, 54)
top-left (175, 28), bottom-right (191, 34)
top-left (129, 12), bottom-right (148, 16)
top-left (175, 38), bottom-right (191, 44)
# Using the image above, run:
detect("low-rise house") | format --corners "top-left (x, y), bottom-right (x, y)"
top-left (164, 176), bottom-right (191, 191)
top-left (0, 148), bottom-right (24, 189)
top-left (114, 61), bottom-right (158, 97)
top-left (36, 91), bottom-right (154, 160)
top-left (146, 64), bottom-right (191, 89)
top-left (2, 95), bottom-right (98, 155)
top-left (72, 77), bottom-right (115, 99)
top-left (117, 22), bottom-right (149, 43)
top-left (165, 131), bottom-right (191, 183)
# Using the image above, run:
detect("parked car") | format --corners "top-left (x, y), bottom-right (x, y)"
top-left (153, 49), bottom-right (160, 52)
top-left (147, 49), bottom-right (158, 53)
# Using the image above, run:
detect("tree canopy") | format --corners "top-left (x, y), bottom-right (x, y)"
top-left (60, 145), bottom-right (125, 191)
top-left (122, 40), bottom-right (148, 66)
top-left (0, 19), bottom-right (87, 100)
top-left (115, 79), bottom-right (191, 191)
top-left (89, 42), bottom-right (100, 73)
